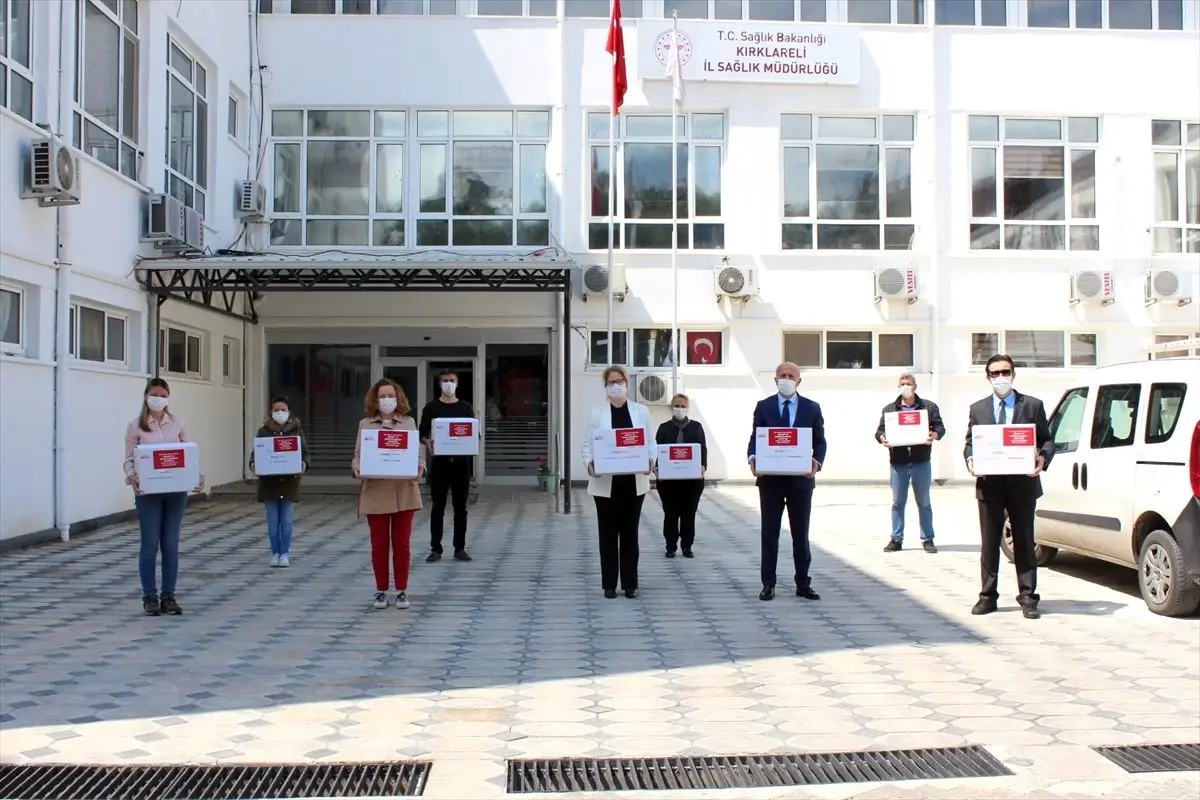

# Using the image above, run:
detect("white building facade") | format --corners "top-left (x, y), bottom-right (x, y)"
top-left (1, 0), bottom-right (1198, 543)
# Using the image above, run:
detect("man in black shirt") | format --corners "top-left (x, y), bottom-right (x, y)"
top-left (418, 370), bottom-right (475, 562)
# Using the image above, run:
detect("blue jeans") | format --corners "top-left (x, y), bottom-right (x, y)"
top-left (265, 499), bottom-right (296, 555)
top-left (890, 461), bottom-right (934, 543)
top-left (135, 492), bottom-right (188, 597)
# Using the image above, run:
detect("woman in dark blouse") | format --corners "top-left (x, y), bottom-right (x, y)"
top-left (654, 393), bottom-right (708, 558)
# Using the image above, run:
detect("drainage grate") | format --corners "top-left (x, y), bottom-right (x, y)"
top-left (0, 761), bottom-right (431, 800)
top-left (1092, 743), bottom-right (1200, 774)
top-left (506, 747), bottom-right (1012, 793)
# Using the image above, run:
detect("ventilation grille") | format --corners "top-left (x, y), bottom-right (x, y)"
top-left (1074, 271), bottom-right (1105, 297)
top-left (583, 266), bottom-right (609, 293)
top-left (876, 268), bottom-right (908, 295)
top-left (1152, 270), bottom-right (1181, 297)
top-left (716, 266), bottom-right (745, 294)
top-left (1092, 743), bottom-right (1200, 774)
top-left (637, 374), bottom-right (669, 404)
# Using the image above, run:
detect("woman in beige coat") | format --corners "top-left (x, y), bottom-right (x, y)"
top-left (352, 378), bottom-right (426, 610)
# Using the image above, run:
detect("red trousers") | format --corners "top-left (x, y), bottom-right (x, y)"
top-left (367, 511), bottom-right (415, 591)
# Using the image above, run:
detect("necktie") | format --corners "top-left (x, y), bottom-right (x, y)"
top-left (997, 402), bottom-right (1007, 424)
top-left (782, 399), bottom-right (792, 426)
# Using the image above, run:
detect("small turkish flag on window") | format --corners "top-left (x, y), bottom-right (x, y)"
top-left (686, 332), bottom-right (722, 365)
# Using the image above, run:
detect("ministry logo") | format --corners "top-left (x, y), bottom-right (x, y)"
top-left (653, 29), bottom-right (694, 68)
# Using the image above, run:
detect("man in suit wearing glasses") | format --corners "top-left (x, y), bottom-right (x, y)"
top-left (964, 354), bottom-right (1056, 619)
top-left (747, 362), bottom-right (828, 602)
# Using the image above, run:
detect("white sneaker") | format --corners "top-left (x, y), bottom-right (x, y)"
top-left (270, 554), bottom-right (280, 567)
top-left (278, 553), bottom-right (290, 568)
top-left (372, 591), bottom-right (389, 610)
top-left (394, 592), bottom-right (410, 609)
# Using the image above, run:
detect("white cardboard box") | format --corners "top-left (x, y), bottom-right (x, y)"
top-left (971, 424), bottom-right (1037, 476)
top-left (754, 427), bottom-right (814, 475)
top-left (884, 409), bottom-right (930, 447)
top-left (432, 417), bottom-right (479, 457)
top-left (135, 442), bottom-right (201, 494)
top-left (592, 428), bottom-right (649, 475)
top-left (656, 443), bottom-right (702, 480)
top-left (359, 428), bottom-right (420, 478)
top-left (254, 435), bottom-right (303, 476)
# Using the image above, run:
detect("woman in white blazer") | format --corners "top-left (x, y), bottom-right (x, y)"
top-left (581, 365), bottom-right (655, 599)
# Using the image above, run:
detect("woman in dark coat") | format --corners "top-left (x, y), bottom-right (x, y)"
top-left (654, 393), bottom-right (708, 558)
top-left (250, 395), bottom-right (308, 567)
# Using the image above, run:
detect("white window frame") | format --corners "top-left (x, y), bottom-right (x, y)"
top-left (969, 330), bottom-right (1100, 369)
top-left (1, 0), bottom-right (34, 121)
top-left (842, 0), bottom-right (926, 24)
top-left (565, 0), bottom-right (645, 18)
top-left (75, 0), bottom-right (140, 180)
top-left (159, 323), bottom-right (206, 378)
top-left (1020, 0), bottom-right (1189, 31)
top-left (587, 327), bottom-right (729, 368)
top-left (781, 330), bottom-right (917, 370)
top-left (968, 115), bottom-right (1100, 252)
top-left (165, 36), bottom-right (209, 215)
top-left (1151, 119), bottom-right (1200, 254)
top-left (0, 284), bottom-right (25, 355)
top-left (932, 0), bottom-right (1009, 26)
top-left (780, 113), bottom-right (916, 251)
top-left (222, 336), bottom-right (243, 384)
top-left (1150, 331), bottom-right (1200, 360)
top-left (470, 0), bottom-right (556, 17)
top-left (69, 303), bottom-right (129, 366)
top-left (227, 92), bottom-right (241, 141)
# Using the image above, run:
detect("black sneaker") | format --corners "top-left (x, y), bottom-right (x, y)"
top-left (682, 549), bottom-right (694, 558)
top-left (883, 539), bottom-right (902, 552)
top-left (454, 550), bottom-right (472, 562)
top-left (923, 540), bottom-right (938, 554)
top-left (160, 595), bottom-right (183, 615)
top-left (665, 550), bottom-right (676, 558)
top-left (604, 589), bottom-right (618, 599)
top-left (143, 596), bottom-right (161, 616)
top-left (426, 552), bottom-right (442, 563)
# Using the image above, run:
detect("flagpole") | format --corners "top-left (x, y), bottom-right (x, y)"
top-left (669, 12), bottom-right (680, 395)
top-left (607, 108), bottom-right (615, 366)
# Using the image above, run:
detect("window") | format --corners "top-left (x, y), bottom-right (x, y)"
top-left (969, 116), bottom-right (1099, 251)
top-left (1151, 332), bottom-right (1200, 359)
top-left (228, 94), bottom-right (240, 139)
top-left (74, 0), bottom-right (139, 179)
top-left (1026, 0), bottom-right (1184, 30)
top-left (658, 0), bottom-right (823, 20)
top-left (781, 114), bottom-right (915, 250)
top-left (160, 324), bottom-right (204, 376)
top-left (1, 0), bottom-right (34, 121)
top-left (587, 328), bottom-right (726, 366)
top-left (1146, 383), bottom-right (1186, 444)
top-left (782, 331), bottom-right (914, 369)
top-left (683, 330), bottom-right (723, 365)
top-left (565, 0), bottom-right (643, 17)
top-left (271, 109), bottom-right (550, 247)
top-left (69, 304), bottom-right (127, 364)
top-left (1151, 120), bottom-right (1200, 254)
top-left (166, 37), bottom-right (209, 214)
top-left (222, 337), bottom-right (242, 383)
top-left (1090, 384), bottom-right (1140, 450)
top-left (970, 331), bottom-right (1098, 369)
top-left (378, 0), bottom-right (458, 13)
top-left (589, 330), bottom-right (629, 366)
top-left (1048, 387), bottom-right (1088, 453)
top-left (476, 0), bottom-right (557, 16)
top-left (0, 286), bottom-right (22, 350)
top-left (934, 0), bottom-right (1006, 25)
top-left (847, 0), bottom-right (924, 23)
top-left (587, 112), bottom-right (725, 250)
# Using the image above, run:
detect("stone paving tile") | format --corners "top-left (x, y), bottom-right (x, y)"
top-left (1, 486), bottom-right (1198, 799)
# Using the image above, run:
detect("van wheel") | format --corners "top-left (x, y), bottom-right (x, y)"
top-left (1000, 516), bottom-right (1058, 566)
top-left (1138, 530), bottom-right (1200, 617)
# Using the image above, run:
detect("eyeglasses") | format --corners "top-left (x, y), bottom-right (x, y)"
top-left (606, 381), bottom-right (626, 387)
top-left (987, 369), bottom-right (1013, 378)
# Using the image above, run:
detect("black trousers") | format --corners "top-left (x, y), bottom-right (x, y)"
top-left (758, 478), bottom-right (814, 589)
top-left (659, 480), bottom-right (703, 552)
top-left (429, 457), bottom-right (471, 553)
top-left (594, 488), bottom-right (644, 592)
top-left (977, 476), bottom-right (1039, 604)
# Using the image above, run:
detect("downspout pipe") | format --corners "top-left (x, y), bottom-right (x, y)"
top-left (53, 0), bottom-right (73, 542)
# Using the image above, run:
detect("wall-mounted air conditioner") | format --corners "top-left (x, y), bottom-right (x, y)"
top-left (184, 207), bottom-right (205, 251)
top-left (874, 267), bottom-right (918, 304)
top-left (143, 193), bottom-right (187, 249)
top-left (713, 264), bottom-right (759, 300)
top-left (632, 372), bottom-right (673, 406)
top-left (1069, 270), bottom-right (1115, 306)
top-left (236, 180), bottom-right (268, 221)
top-left (19, 135), bottom-right (81, 207)
top-left (1145, 268), bottom-right (1194, 307)
top-left (580, 264), bottom-right (627, 302)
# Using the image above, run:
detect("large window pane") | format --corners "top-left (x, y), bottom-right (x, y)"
top-left (1070, 150), bottom-right (1095, 219)
top-left (83, 3), bottom-right (120, 130)
top-left (750, 0), bottom-right (795, 21)
top-left (1187, 150), bottom-right (1200, 225)
top-left (980, 0), bottom-right (1006, 24)
top-left (452, 142), bottom-right (513, 216)
top-left (666, 0), bottom-right (710, 19)
top-left (375, 144), bottom-right (404, 214)
top-left (816, 144), bottom-right (879, 220)
top-left (783, 332), bottom-right (821, 368)
top-left (273, 143), bottom-right (301, 213)
top-left (307, 110), bottom-right (370, 137)
top-left (122, 34), bottom-right (138, 140)
top-left (78, 307), bottom-right (106, 363)
top-left (782, 147), bottom-right (810, 217)
top-left (307, 219), bottom-right (369, 246)
top-left (1109, 0), bottom-right (1151, 29)
top-left (848, 0), bottom-right (891, 23)
top-left (378, 0), bottom-right (424, 12)
top-left (476, 0), bottom-right (523, 14)
top-left (419, 144), bottom-right (447, 213)
top-left (1158, 0), bottom-right (1184, 29)
top-left (1003, 146), bottom-right (1064, 221)
top-left (885, 147), bottom-right (911, 217)
top-left (167, 76), bottom-right (193, 178)
top-left (590, 146), bottom-right (612, 217)
top-left (519, 144), bottom-right (547, 214)
top-left (694, 146), bottom-right (721, 217)
top-left (453, 111), bottom-right (513, 137)
top-left (106, 316), bottom-right (126, 362)
top-left (9, 0), bottom-right (31, 66)
top-left (935, 0), bottom-right (976, 24)
top-left (624, 143), bottom-right (686, 220)
top-left (1027, 0), bottom-right (1070, 27)
top-left (800, 0), bottom-right (827, 21)
top-left (1006, 331), bottom-right (1065, 368)
top-left (306, 140), bottom-right (369, 215)
top-left (826, 331), bottom-right (872, 369)
top-left (971, 148), bottom-right (997, 218)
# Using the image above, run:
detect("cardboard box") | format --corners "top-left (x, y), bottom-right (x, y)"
top-left (254, 435), bottom-right (303, 476)
top-left (971, 424), bottom-right (1037, 476)
top-left (135, 442), bottom-right (201, 494)
top-left (754, 427), bottom-right (814, 475)
top-left (656, 443), bottom-right (703, 480)
top-left (884, 409), bottom-right (930, 447)
top-left (432, 417), bottom-right (479, 457)
top-left (592, 427), bottom-right (649, 475)
top-left (359, 428), bottom-right (419, 479)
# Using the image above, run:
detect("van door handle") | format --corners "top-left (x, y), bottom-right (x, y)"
top-left (1071, 463), bottom-right (1079, 489)
top-left (1080, 463), bottom-right (1088, 491)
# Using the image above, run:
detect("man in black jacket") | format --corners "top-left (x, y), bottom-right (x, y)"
top-left (875, 372), bottom-right (946, 554)
top-left (418, 370), bottom-right (476, 562)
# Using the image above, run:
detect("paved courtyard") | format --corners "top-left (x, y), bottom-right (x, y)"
top-left (1, 484), bottom-right (1197, 799)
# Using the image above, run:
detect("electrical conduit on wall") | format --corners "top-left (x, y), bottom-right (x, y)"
top-left (53, 0), bottom-right (75, 541)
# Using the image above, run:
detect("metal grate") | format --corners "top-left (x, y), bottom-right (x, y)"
top-left (506, 747), bottom-right (1012, 793)
top-left (0, 761), bottom-right (430, 800)
top-left (1092, 743), bottom-right (1200, 774)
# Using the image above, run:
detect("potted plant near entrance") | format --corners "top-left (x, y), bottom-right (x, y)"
top-left (535, 456), bottom-right (555, 492)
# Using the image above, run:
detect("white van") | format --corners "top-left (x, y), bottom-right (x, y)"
top-left (1001, 357), bottom-right (1200, 617)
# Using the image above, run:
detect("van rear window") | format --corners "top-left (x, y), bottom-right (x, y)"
top-left (1145, 383), bottom-right (1187, 444)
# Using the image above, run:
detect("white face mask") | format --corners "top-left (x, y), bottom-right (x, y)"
top-left (378, 396), bottom-right (398, 414)
top-left (146, 396), bottom-right (169, 412)
top-left (672, 407), bottom-right (688, 420)
top-left (776, 378), bottom-right (797, 396)
top-left (606, 383), bottom-right (627, 400)
top-left (441, 382), bottom-right (457, 396)
top-left (272, 410), bottom-right (290, 425)
top-left (899, 386), bottom-right (914, 400)
top-left (991, 378), bottom-right (1013, 396)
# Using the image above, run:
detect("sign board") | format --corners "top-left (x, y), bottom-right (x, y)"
top-left (884, 410), bottom-right (929, 447)
top-left (971, 424), bottom-right (1037, 476)
top-left (754, 427), bottom-right (814, 475)
top-left (135, 442), bottom-right (201, 494)
top-left (592, 427), bottom-right (650, 476)
top-left (656, 443), bottom-right (702, 480)
top-left (254, 436), bottom-right (303, 476)
top-left (432, 417), bottom-right (479, 457)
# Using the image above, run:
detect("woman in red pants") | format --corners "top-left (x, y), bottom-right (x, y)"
top-left (352, 378), bottom-right (426, 609)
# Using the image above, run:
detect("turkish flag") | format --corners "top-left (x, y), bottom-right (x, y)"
top-left (687, 332), bottom-right (722, 365)
top-left (605, 0), bottom-right (627, 115)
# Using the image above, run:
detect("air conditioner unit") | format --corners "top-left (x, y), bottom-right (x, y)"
top-left (143, 193), bottom-right (187, 248)
top-left (713, 264), bottom-right (759, 299)
top-left (236, 179), bottom-right (267, 220)
top-left (1145, 268), bottom-right (1194, 307)
top-left (1069, 270), bottom-right (1115, 306)
top-left (184, 207), bottom-right (205, 251)
top-left (580, 264), bottom-right (627, 302)
top-left (19, 135), bottom-right (81, 207)
top-left (632, 372), bottom-right (673, 406)
top-left (874, 267), bottom-right (918, 304)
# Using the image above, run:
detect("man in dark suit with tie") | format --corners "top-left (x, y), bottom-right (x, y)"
top-left (747, 361), bottom-right (828, 602)
top-left (964, 354), bottom-right (1056, 619)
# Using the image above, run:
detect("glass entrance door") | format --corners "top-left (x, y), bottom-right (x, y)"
top-left (379, 359), bottom-right (425, 420)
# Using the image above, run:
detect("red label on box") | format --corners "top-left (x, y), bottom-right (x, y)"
top-left (274, 436), bottom-right (299, 453)
top-left (898, 411), bottom-right (922, 426)
top-left (668, 446), bottom-right (693, 461)
top-left (1002, 427), bottom-right (1034, 447)
top-left (152, 449), bottom-right (186, 470)
top-left (767, 428), bottom-right (797, 447)
top-left (378, 430), bottom-right (409, 449)
top-left (448, 422), bottom-right (473, 438)
top-left (615, 429), bottom-right (646, 448)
